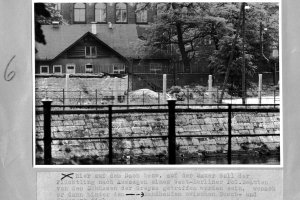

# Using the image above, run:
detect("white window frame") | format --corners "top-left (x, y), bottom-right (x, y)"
top-left (116, 3), bottom-right (127, 23)
top-left (150, 63), bottom-right (162, 74)
top-left (95, 3), bottom-right (107, 23)
top-left (85, 46), bottom-right (97, 58)
top-left (74, 3), bottom-right (86, 23)
top-left (113, 64), bottom-right (125, 74)
top-left (53, 65), bottom-right (62, 74)
top-left (66, 64), bottom-right (76, 74)
top-left (136, 4), bottom-right (147, 23)
top-left (85, 64), bottom-right (93, 73)
top-left (54, 3), bottom-right (61, 11)
top-left (40, 65), bottom-right (49, 74)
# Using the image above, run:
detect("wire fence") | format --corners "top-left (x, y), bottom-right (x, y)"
top-left (35, 87), bottom-right (280, 106)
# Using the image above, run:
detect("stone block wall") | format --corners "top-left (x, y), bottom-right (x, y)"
top-left (36, 109), bottom-right (280, 164)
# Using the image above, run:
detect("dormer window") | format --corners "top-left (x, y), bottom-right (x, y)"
top-left (116, 3), bottom-right (127, 23)
top-left (74, 3), bottom-right (86, 23)
top-left (95, 3), bottom-right (107, 23)
top-left (85, 46), bottom-right (97, 57)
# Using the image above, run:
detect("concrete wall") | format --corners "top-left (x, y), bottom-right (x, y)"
top-left (35, 75), bottom-right (128, 106)
top-left (35, 110), bottom-right (280, 164)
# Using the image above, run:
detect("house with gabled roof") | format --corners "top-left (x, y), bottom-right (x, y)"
top-left (35, 2), bottom-right (215, 90)
top-left (35, 23), bottom-right (172, 73)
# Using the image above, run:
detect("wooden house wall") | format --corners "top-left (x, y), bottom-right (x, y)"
top-left (36, 34), bottom-right (127, 74)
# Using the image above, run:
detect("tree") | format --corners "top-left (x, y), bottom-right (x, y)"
top-left (141, 3), bottom-right (241, 72)
top-left (138, 2), bottom-right (279, 99)
top-left (35, 3), bottom-right (63, 50)
top-left (208, 2), bottom-right (279, 100)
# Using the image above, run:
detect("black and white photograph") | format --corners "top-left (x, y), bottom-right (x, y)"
top-left (34, 1), bottom-right (280, 165)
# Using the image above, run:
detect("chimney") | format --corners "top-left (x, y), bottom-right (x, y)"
top-left (91, 22), bottom-right (97, 34)
top-left (108, 22), bottom-right (113, 29)
top-left (52, 21), bottom-right (60, 28)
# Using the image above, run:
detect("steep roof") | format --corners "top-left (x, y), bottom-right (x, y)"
top-left (35, 24), bottom-right (153, 60)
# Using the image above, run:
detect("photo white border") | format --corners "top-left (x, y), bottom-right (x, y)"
top-left (32, 0), bottom-right (283, 169)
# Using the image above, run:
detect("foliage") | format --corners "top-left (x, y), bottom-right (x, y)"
top-left (209, 36), bottom-right (257, 96)
top-left (35, 3), bottom-right (63, 25)
top-left (35, 3), bottom-right (63, 51)
top-left (208, 3), bottom-right (279, 96)
top-left (140, 2), bottom-right (278, 95)
top-left (141, 3), bottom-right (239, 71)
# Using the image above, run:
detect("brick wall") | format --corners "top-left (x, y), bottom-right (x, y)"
top-left (35, 110), bottom-right (280, 164)
top-left (61, 3), bottom-right (156, 25)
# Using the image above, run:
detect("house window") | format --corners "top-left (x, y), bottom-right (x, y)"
top-left (66, 64), bottom-right (76, 74)
top-left (40, 65), bottom-right (49, 74)
top-left (74, 3), bottom-right (86, 23)
top-left (95, 3), bottom-right (106, 23)
top-left (85, 46), bottom-right (97, 57)
top-left (85, 64), bottom-right (93, 73)
top-left (157, 3), bottom-right (167, 16)
top-left (116, 3), bottom-right (127, 23)
top-left (136, 3), bottom-right (147, 23)
top-left (54, 3), bottom-right (61, 11)
top-left (150, 63), bottom-right (162, 74)
top-left (53, 65), bottom-right (62, 74)
top-left (113, 64), bottom-right (125, 74)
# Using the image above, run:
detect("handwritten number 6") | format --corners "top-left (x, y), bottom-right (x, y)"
top-left (4, 55), bottom-right (16, 81)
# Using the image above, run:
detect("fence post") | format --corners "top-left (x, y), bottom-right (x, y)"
top-left (168, 98), bottom-right (177, 164)
top-left (127, 90), bottom-right (129, 109)
top-left (258, 74), bottom-right (262, 105)
top-left (96, 89), bottom-right (98, 106)
top-left (187, 89), bottom-right (190, 109)
top-left (42, 99), bottom-right (53, 165)
top-left (163, 74), bottom-right (167, 103)
top-left (227, 104), bottom-right (232, 164)
top-left (79, 91), bottom-right (82, 105)
top-left (274, 89), bottom-right (276, 106)
top-left (108, 105), bottom-right (113, 164)
top-left (143, 91), bottom-right (145, 105)
top-left (208, 75), bottom-right (213, 104)
top-left (216, 88), bottom-right (219, 104)
top-left (158, 92), bottom-right (160, 109)
top-left (62, 89), bottom-right (65, 110)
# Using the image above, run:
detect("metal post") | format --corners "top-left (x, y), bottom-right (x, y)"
top-left (274, 63), bottom-right (277, 86)
top-left (187, 89), bottom-right (190, 109)
top-left (108, 105), bottom-right (113, 164)
top-left (79, 91), bottom-right (82, 105)
top-left (168, 99), bottom-right (177, 164)
top-left (127, 90), bottom-right (129, 109)
top-left (274, 89), bottom-right (276, 106)
top-left (158, 92), bottom-right (160, 109)
top-left (62, 89), bottom-right (65, 110)
top-left (216, 88), bottom-right (219, 104)
top-left (111, 89), bottom-right (114, 105)
top-left (96, 89), bottom-right (98, 105)
top-left (227, 104), bottom-right (232, 164)
top-left (42, 99), bottom-right (53, 165)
